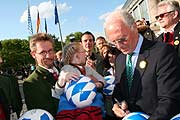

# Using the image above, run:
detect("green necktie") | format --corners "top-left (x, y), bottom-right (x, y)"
top-left (126, 53), bottom-right (134, 92)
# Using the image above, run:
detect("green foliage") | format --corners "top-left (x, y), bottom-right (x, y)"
top-left (0, 34), bottom-right (64, 71)
top-left (49, 34), bottom-right (64, 52)
top-left (65, 32), bottom-right (82, 45)
top-left (0, 39), bottom-right (34, 71)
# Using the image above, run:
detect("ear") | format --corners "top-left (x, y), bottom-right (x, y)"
top-left (75, 53), bottom-right (80, 59)
top-left (30, 51), bottom-right (36, 59)
top-left (133, 22), bottom-right (138, 29)
top-left (173, 10), bottom-right (179, 19)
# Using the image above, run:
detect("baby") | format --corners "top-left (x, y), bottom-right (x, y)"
top-left (55, 42), bottom-right (105, 120)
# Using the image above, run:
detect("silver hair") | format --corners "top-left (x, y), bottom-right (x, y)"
top-left (104, 9), bottom-right (135, 29)
top-left (158, 0), bottom-right (180, 17)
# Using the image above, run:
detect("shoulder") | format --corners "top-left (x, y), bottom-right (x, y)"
top-left (0, 74), bottom-right (17, 83)
top-left (158, 42), bottom-right (178, 56)
top-left (116, 53), bottom-right (125, 61)
top-left (24, 69), bottom-right (42, 83)
top-left (155, 33), bottom-right (164, 41)
top-left (0, 74), bottom-right (11, 87)
top-left (0, 74), bottom-right (10, 80)
top-left (141, 38), bottom-right (164, 50)
top-left (61, 65), bottom-right (75, 71)
top-left (85, 66), bottom-right (94, 72)
top-left (174, 22), bottom-right (180, 30)
top-left (61, 65), bottom-right (80, 74)
top-left (143, 39), bottom-right (172, 51)
top-left (143, 39), bottom-right (178, 60)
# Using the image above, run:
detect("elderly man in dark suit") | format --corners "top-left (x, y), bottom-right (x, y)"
top-left (104, 9), bottom-right (180, 120)
top-left (156, 0), bottom-right (180, 59)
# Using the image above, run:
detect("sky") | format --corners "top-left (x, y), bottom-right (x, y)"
top-left (0, 0), bottom-right (126, 41)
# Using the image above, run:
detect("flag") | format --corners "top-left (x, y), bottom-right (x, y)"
top-left (27, 1), bottom-right (33, 34)
top-left (45, 18), bottom-right (47, 33)
top-left (36, 11), bottom-right (40, 33)
top-left (54, 0), bottom-right (64, 49)
top-left (54, 0), bottom-right (59, 24)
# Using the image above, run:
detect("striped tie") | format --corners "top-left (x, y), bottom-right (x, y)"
top-left (126, 53), bottom-right (134, 92)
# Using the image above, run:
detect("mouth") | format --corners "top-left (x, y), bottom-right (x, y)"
top-left (44, 59), bottom-right (54, 63)
top-left (159, 20), bottom-right (164, 23)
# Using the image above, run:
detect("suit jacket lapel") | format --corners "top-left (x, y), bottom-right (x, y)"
top-left (173, 22), bottom-right (180, 50)
top-left (130, 39), bottom-right (151, 98)
top-left (36, 66), bottom-right (56, 86)
top-left (115, 54), bottom-right (126, 84)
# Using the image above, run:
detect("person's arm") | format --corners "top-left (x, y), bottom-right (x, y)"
top-left (54, 65), bottom-right (79, 96)
top-left (86, 57), bottom-right (96, 69)
top-left (87, 75), bottom-right (104, 88)
top-left (86, 66), bottom-right (105, 88)
top-left (149, 44), bottom-right (180, 120)
top-left (112, 99), bottom-right (130, 118)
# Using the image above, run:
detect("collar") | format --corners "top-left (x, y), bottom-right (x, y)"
top-left (38, 65), bottom-right (59, 74)
top-left (164, 22), bottom-right (178, 33)
top-left (133, 34), bottom-right (143, 55)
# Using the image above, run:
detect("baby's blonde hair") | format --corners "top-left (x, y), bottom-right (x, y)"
top-left (62, 42), bottom-right (82, 65)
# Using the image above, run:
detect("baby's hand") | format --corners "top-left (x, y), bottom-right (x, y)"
top-left (95, 82), bottom-right (104, 88)
top-left (62, 72), bottom-right (79, 82)
top-left (57, 71), bottom-right (79, 88)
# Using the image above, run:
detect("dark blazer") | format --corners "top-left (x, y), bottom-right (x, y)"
top-left (113, 38), bottom-right (180, 120)
top-left (0, 74), bottom-right (22, 119)
top-left (23, 66), bottom-right (59, 116)
top-left (89, 52), bottom-right (105, 76)
top-left (138, 25), bottom-right (156, 41)
top-left (157, 22), bottom-right (180, 59)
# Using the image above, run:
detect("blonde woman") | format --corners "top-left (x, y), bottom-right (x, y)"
top-left (55, 42), bottom-right (105, 120)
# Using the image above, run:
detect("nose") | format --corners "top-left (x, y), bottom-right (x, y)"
top-left (45, 52), bottom-right (54, 58)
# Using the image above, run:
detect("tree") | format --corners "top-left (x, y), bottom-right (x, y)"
top-left (0, 33), bottom-right (82, 73)
top-left (65, 32), bottom-right (82, 45)
top-left (0, 34), bottom-right (64, 72)
top-left (49, 34), bottom-right (64, 52)
top-left (0, 39), bottom-right (33, 72)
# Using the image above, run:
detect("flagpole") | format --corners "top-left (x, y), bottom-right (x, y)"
top-left (57, 18), bottom-right (64, 49)
top-left (55, 0), bottom-right (64, 49)
top-left (27, 0), bottom-right (33, 35)
top-left (45, 18), bottom-right (47, 33)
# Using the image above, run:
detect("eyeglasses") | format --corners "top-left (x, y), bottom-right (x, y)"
top-left (155, 10), bottom-right (174, 20)
top-left (36, 49), bottom-right (54, 56)
top-left (111, 37), bottom-right (128, 45)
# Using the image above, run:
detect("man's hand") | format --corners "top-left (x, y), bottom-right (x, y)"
top-left (112, 100), bottom-right (130, 118)
top-left (86, 58), bottom-right (96, 69)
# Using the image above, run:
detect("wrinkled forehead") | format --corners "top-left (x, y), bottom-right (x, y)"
top-left (157, 4), bottom-right (171, 14)
top-left (105, 20), bottom-right (130, 35)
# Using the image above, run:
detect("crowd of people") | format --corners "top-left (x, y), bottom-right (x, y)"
top-left (1, 0), bottom-right (180, 120)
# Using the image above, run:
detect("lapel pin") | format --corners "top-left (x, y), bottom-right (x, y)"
top-left (43, 76), bottom-right (47, 79)
top-left (174, 40), bottom-right (179, 46)
top-left (139, 60), bottom-right (147, 69)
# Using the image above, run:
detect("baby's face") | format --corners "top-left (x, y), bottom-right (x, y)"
top-left (72, 48), bottom-right (86, 66)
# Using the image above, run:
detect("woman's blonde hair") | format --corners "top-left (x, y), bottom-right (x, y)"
top-left (62, 42), bottom-right (82, 65)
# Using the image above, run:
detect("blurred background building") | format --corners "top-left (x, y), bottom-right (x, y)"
top-left (123, 0), bottom-right (180, 36)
